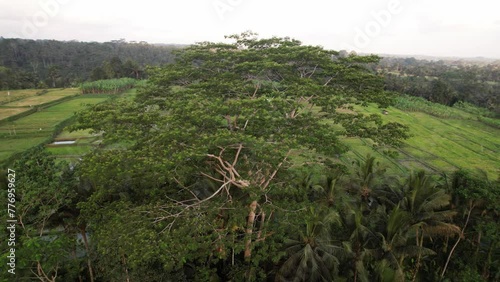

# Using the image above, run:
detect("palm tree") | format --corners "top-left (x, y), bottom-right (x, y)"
top-left (396, 171), bottom-right (459, 280)
top-left (349, 154), bottom-right (391, 211)
top-left (373, 204), bottom-right (439, 282)
top-left (338, 205), bottom-right (380, 282)
top-left (276, 208), bottom-right (343, 282)
top-left (440, 169), bottom-right (499, 279)
top-left (307, 171), bottom-right (355, 210)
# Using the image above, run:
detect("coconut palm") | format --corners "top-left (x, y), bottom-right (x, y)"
top-left (349, 154), bottom-right (396, 212)
top-left (338, 204), bottom-right (381, 282)
top-left (276, 208), bottom-right (343, 282)
top-left (307, 170), bottom-right (356, 211)
top-left (372, 204), bottom-right (438, 282)
top-left (394, 171), bottom-right (459, 280)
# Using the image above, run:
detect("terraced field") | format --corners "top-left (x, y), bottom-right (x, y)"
top-left (0, 89), bottom-right (40, 104)
top-left (0, 94), bottom-right (109, 163)
top-left (45, 89), bottom-right (137, 162)
top-left (0, 88), bottom-right (81, 123)
top-left (3, 88), bottom-right (79, 107)
top-left (344, 104), bottom-right (500, 179)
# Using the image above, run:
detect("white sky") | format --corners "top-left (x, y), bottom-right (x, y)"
top-left (1, 0), bottom-right (499, 58)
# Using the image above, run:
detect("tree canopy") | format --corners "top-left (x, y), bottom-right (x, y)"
top-left (67, 32), bottom-right (411, 280)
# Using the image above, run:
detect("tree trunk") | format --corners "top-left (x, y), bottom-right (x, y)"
top-left (244, 200), bottom-right (258, 260)
top-left (122, 254), bottom-right (130, 282)
top-left (441, 203), bottom-right (473, 278)
top-left (412, 229), bottom-right (424, 281)
top-left (482, 241), bottom-right (494, 279)
top-left (81, 227), bottom-right (95, 282)
top-left (256, 211), bottom-right (266, 239)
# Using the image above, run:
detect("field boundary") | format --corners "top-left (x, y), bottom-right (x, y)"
top-left (0, 94), bottom-right (78, 124)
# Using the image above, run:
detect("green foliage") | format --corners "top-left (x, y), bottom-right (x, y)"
top-left (453, 101), bottom-right (496, 118)
top-left (0, 38), bottom-right (179, 89)
top-left (395, 95), bottom-right (466, 118)
top-left (80, 78), bottom-right (138, 94)
top-left (68, 32), bottom-right (411, 281)
top-left (3, 33), bottom-right (497, 281)
top-left (477, 115), bottom-right (500, 129)
top-left (0, 146), bottom-right (84, 281)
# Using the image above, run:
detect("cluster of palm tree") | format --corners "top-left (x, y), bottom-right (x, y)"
top-left (276, 155), bottom-right (499, 282)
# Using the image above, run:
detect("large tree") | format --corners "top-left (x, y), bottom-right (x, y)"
top-left (71, 32), bottom-right (409, 280)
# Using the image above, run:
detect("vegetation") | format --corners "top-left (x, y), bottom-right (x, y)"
top-left (80, 78), bottom-right (138, 94)
top-left (0, 38), bottom-right (180, 89)
top-left (351, 102), bottom-right (500, 178)
top-left (379, 57), bottom-right (499, 114)
top-left (394, 95), bottom-right (467, 119)
top-left (0, 95), bottom-right (109, 164)
top-left (0, 33), bottom-right (499, 281)
top-left (453, 101), bottom-right (496, 117)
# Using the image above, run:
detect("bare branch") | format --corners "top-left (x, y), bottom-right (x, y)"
top-left (251, 83), bottom-right (260, 99)
top-left (308, 65), bottom-right (318, 78)
top-left (323, 76), bottom-right (334, 86)
top-left (232, 143), bottom-right (244, 167)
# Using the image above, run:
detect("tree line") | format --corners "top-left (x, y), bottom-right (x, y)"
top-left (0, 38), bottom-right (181, 89)
top-left (377, 57), bottom-right (500, 115)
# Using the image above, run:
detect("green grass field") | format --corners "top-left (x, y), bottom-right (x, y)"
top-left (0, 108), bottom-right (32, 120)
top-left (0, 97), bottom-right (107, 136)
top-left (0, 89), bottom-right (40, 104)
top-left (45, 88), bottom-right (138, 161)
top-left (348, 102), bottom-right (500, 179)
top-left (3, 88), bottom-right (79, 107)
top-left (0, 88), bottom-right (82, 122)
top-left (0, 96), bottom-right (109, 163)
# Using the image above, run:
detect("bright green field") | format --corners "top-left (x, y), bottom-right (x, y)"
top-left (0, 88), bottom-right (81, 121)
top-left (0, 97), bottom-right (107, 136)
top-left (0, 137), bottom-right (49, 162)
top-left (348, 104), bottom-right (500, 179)
top-left (0, 96), bottom-right (109, 163)
top-left (45, 89), bottom-right (138, 161)
top-left (0, 108), bottom-right (32, 120)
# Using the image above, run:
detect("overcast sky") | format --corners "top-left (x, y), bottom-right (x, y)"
top-left (1, 0), bottom-right (499, 58)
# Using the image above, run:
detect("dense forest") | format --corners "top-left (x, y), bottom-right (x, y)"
top-left (0, 38), bottom-right (180, 89)
top-left (1, 33), bottom-right (498, 281)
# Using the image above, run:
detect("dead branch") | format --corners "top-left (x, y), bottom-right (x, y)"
top-left (307, 65), bottom-right (318, 78)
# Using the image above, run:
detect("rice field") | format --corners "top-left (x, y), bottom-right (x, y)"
top-left (0, 137), bottom-right (51, 163)
top-left (3, 88), bottom-right (79, 107)
top-left (1, 97), bottom-right (107, 135)
top-left (0, 96), bottom-right (109, 163)
top-left (348, 101), bottom-right (500, 179)
top-left (0, 89), bottom-right (40, 104)
top-left (0, 108), bottom-right (32, 120)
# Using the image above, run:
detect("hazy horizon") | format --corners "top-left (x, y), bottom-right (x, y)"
top-left (1, 0), bottom-right (499, 59)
